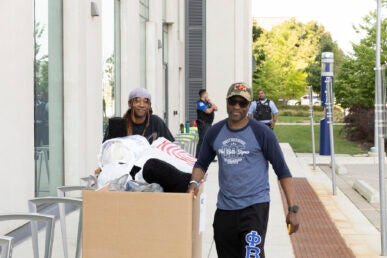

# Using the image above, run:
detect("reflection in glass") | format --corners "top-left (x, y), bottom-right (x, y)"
top-left (102, 0), bottom-right (121, 131)
top-left (139, 0), bottom-right (149, 88)
top-left (34, 0), bottom-right (63, 197)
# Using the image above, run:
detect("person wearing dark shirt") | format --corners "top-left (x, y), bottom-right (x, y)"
top-left (248, 89), bottom-right (278, 129)
top-left (195, 89), bottom-right (218, 158)
top-left (96, 88), bottom-right (175, 176)
top-left (103, 87), bottom-right (174, 143)
top-left (188, 82), bottom-right (299, 258)
top-left (34, 91), bottom-right (49, 146)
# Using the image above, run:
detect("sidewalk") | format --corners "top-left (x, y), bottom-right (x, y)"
top-left (296, 151), bottom-right (384, 257)
top-left (10, 144), bottom-right (386, 257)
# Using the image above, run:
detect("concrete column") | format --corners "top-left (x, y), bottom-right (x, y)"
top-left (177, 0), bottom-right (186, 126)
top-left (165, 0), bottom-right (182, 134)
top-left (63, 0), bottom-right (102, 186)
top-left (0, 0), bottom-right (35, 233)
top-left (120, 0), bottom-right (140, 114)
top-left (206, 0), bottom-right (252, 121)
top-left (148, 0), bottom-right (165, 119)
top-left (234, 0), bottom-right (252, 85)
top-left (146, 21), bottom-right (158, 114)
top-left (206, 0), bottom-right (236, 121)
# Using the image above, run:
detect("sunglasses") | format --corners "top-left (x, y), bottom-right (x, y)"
top-left (227, 98), bottom-right (249, 108)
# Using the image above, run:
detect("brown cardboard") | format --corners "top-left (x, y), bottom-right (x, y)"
top-left (82, 186), bottom-right (202, 258)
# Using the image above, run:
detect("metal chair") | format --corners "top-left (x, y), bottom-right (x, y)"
top-left (29, 197), bottom-right (82, 258)
top-left (174, 133), bottom-right (198, 156)
top-left (35, 146), bottom-right (50, 193)
top-left (55, 175), bottom-right (97, 258)
top-left (0, 236), bottom-right (13, 258)
top-left (0, 213), bottom-right (55, 258)
top-left (174, 138), bottom-right (191, 153)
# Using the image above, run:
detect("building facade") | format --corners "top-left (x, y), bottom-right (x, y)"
top-left (0, 0), bottom-right (251, 234)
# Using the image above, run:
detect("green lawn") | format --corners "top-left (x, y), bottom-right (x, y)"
top-left (274, 125), bottom-right (366, 155)
top-left (277, 115), bottom-right (323, 123)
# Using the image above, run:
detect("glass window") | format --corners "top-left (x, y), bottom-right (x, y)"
top-left (139, 0), bottom-right (149, 87)
top-left (162, 0), bottom-right (166, 22)
top-left (34, 0), bottom-right (63, 197)
top-left (102, 0), bottom-right (121, 131)
top-left (163, 24), bottom-right (169, 64)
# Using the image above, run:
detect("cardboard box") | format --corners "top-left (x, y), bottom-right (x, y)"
top-left (82, 186), bottom-right (202, 258)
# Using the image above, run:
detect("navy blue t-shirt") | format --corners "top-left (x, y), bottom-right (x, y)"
top-left (194, 118), bottom-right (292, 210)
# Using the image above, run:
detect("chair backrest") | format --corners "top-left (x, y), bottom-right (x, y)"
top-left (0, 236), bottom-right (13, 258)
top-left (29, 197), bottom-right (82, 258)
top-left (0, 213), bottom-right (55, 258)
top-left (54, 176), bottom-right (96, 258)
top-left (174, 133), bottom-right (198, 156)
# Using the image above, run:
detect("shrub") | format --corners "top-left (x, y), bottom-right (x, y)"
top-left (343, 106), bottom-right (374, 143)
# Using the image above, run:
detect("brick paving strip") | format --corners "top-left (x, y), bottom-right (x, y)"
top-left (280, 177), bottom-right (355, 258)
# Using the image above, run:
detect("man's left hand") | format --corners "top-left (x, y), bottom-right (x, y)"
top-left (270, 121), bottom-right (276, 128)
top-left (286, 212), bottom-right (299, 235)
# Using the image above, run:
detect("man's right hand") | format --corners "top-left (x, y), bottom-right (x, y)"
top-left (94, 167), bottom-right (102, 175)
top-left (188, 168), bottom-right (205, 199)
top-left (187, 184), bottom-right (199, 199)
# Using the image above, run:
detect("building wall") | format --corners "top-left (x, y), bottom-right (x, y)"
top-left (0, 0), bottom-right (35, 233)
top-left (120, 0), bottom-right (140, 114)
top-left (206, 0), bottom-right (252, 121)
top-left (165, 0), bottom-right (186, 133)
top-left (120, 0), bottom-right (185, 134)
top-left (63, 0), bottom-right (103, 186)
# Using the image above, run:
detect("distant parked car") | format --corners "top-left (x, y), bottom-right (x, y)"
top-left (300, 94), bottom-right (321, 106)
top-left (287, 99), bottom-right (300, 106)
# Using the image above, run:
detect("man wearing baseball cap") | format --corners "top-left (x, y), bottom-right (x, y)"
top-left (103, 87), bottom-right (174, 143)
top-left (187, 82), bottom-right (299, 257)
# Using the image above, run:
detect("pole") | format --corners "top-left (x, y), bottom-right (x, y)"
top-left (320, 52), bottom-right (334, 155)
top-left (308, 86), bottom-right (316, 170)
top-left (326, 78), bottom-right (336, 195)
top-left (375, 0), bottom-right (387, 254)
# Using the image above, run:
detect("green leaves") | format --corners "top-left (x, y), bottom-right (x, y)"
top-left (335, 7), bottom-right (387, 109)
top-left (252, 19), bottom-right (342, 101)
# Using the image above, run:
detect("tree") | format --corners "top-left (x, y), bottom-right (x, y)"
top-left (334, 3), bottom-right (387, 145)
top-left (252, 19), bottom-right (264, 42)
top-left (104, 54), bottom-right (115, 97)
top-left (252, 19), bottom-right (338, 101)
top-left (335, 8), bottom-right (387, 109)
top-left (305, 32), bottom-right (344, 94)
top-left (34, 22), bottom-right (48, 98)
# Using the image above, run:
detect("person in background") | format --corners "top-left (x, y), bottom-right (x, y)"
top-left (34, 90), bottom-right (49, 146)
top-left (195, 89), bottom-right (218, 158)
top-left (188, 82), bottom-right (299, 258)
top-left (248, 89), bottom-right (278, 129)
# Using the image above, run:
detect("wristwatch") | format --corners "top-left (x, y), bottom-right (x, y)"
top-left (288, 205), bottom-right (299, 213)
top-left (189, 180), bottom-right (200, 188)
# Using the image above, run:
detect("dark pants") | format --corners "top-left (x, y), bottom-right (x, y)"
top-left (34, 122), bottom-right (49, 146)
top-left (196, 122), bottom-right (212, 158)
top-left (213, 202), bottom-right (270, 258)
top-left (142, 158), bottom-right (191, 192)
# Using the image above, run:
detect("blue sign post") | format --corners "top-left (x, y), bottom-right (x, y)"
top-left (320, 52), bottom-right (334, 155)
